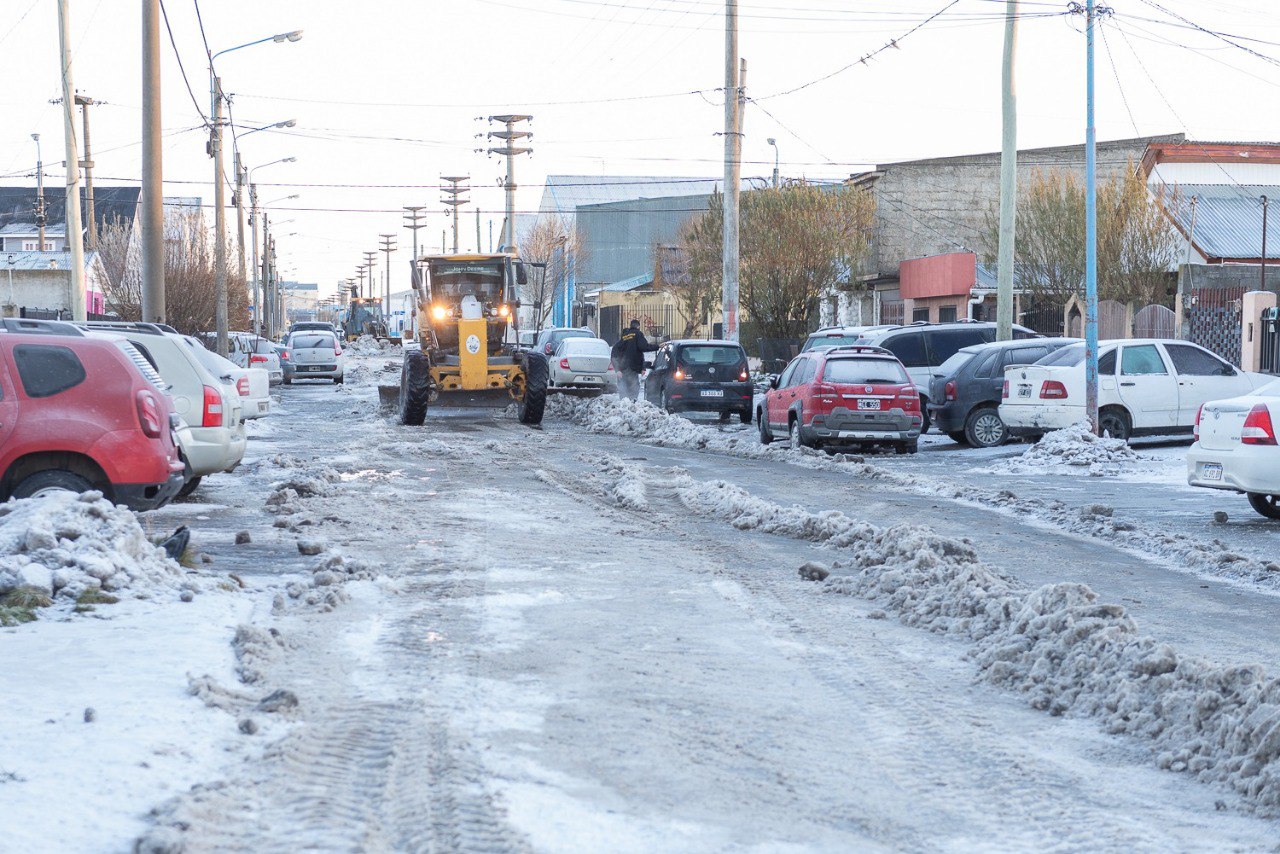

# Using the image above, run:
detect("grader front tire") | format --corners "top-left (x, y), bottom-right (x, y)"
top-left (518, 356), bottom-right (548, 425)
top-left (399, 349), bottom-right (431, 426)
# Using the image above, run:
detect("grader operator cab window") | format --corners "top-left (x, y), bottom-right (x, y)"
top-left (430, 262), bottom-right (506, 304)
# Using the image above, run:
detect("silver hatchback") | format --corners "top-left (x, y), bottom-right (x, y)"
top-left (285, 330), bottom-right (345, 383)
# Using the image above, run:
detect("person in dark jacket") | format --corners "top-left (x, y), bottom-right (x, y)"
top-left (612, 319), bottom-right (657, 400)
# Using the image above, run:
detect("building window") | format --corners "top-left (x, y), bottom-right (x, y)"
top-left (939, 305), bottom-right (958, 323)
top-left (912, 307), bottom-right (930, 323)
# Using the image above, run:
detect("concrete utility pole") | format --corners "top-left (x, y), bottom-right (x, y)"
top-left (995, 0), bottom-right (1019, 340)
top-left (476, 208), bottom-right (482, 253)
top-left (75, 95), bottom-right (97, 250)
top-left (261, 213), bottom-right (272, 336)
top-left (379, 234), bottom-right (396, 315)
top-left (1262, 195), bottom-right (1270, 292)
top-left (363, 251), bottom-right (378, 301)
top-left (250, 182), bottom-right (260, 333)
top-left (31, 134), bottom-right (46, 251)
top-left (234, 155), bottom-right (247, 285)
top-left (403, 206), bottom-right (426, 263)
top-left (1083, 0), bottom-right (1100, 434)
top-left (210, 76), bottom-right (228, 356)
top-left (722, 0), bottom-right (742, 343)
top-left (441, 176), bottom-right (469, 254)
top-left (57, 0), bottom-right (86, 321)
top-left (487, 115), bottom-right (533, 253)
top-left (141, 0), bottom-right (165, 323)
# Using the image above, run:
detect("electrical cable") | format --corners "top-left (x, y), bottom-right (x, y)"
top-left (158, 0), bottom-right (210, 127)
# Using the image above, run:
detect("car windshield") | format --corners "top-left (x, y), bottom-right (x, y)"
top-left (252, 338), bottom-right (276, 354)
top-left (822, 358), bottom-right (909, 384)
top-left (183, 337), bottom-right (238, 376)
top-left (291, 334), bottom-right (336, 349)
top-left (803, 333), bottom-right (862, 352)
top-left (1037, 344), bottom-right (1086, 367)
top-left (936, 350), bottom-right (976, 377)
top-left (561, 338), bottom-right (610, 355)
top-left (680, 345), bottom-right (742, 365)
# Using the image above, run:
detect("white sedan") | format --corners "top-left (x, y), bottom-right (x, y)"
top-left (1000, 339), bottom-right (1269, 441)
top-left (548, 337), bottom-right (616, 393)
top-left (1188, 380), bottom-right (1280, 518)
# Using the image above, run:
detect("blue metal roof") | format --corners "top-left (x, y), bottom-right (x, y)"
top-left (1160, 183), bottom-right (1280, 261)
top-left (600, 271), bottom-right (654, 292)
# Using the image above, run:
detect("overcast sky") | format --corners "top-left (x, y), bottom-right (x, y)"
top-left (3, 0), bottom-right (1278, 302)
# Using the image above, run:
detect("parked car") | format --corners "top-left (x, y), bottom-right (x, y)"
top-left (79, 322), bottom-right (247, 492)
top-left (548, 337), bottom-right (616, 393)
top-left (854, 321), bottom-right (1040, 432)
top-left (232, 333), bottom-right (283, 385)
top-left (182, 336), bottom-right (271, 419)
top-left (1188, 380), bottom-right (1280, 518)
top-left (534, 327), bottom-right (595, 359)
top-left (1000, 339), bottom-right (1269, 441)
top-left (644, 339), bottom-right (753, 422)
top-left (928, 337), bottom-right (1079, 447)
top-left (274, 344), bottom-right (295, 383)
top-left (800, 325), bottom-right (895, 353)
top-left (289, 321), bottom-right (339, 336)
top-left (0, 319), bottom-right (185, 509)
top-left (285, 329), bottom-right (345, 383)
top-left (759, 345), bottom-right (922, 453)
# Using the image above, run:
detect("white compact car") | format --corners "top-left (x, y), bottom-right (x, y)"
top-left (1187, 380), bottom-right (1280, 518)
top-left (182, 336), bottom-right (272, 419)
top-left (285, 329), bottom-right (345, 383)
top-left (548, 337), bottom-right (616, 392)
top-left (1000, 339), bottom-right (1269, 441)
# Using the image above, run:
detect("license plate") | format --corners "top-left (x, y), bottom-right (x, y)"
top-left (1201, 463), bottom-right (1223, 482)
top-left (857, 398), bottom-right (881, 410)
top-left (577, 376), bottom-right (600, 383)
top-left (1018, 385), bottom-right (1032, 398)
top-left (700, 389), bottom-right (724, 398)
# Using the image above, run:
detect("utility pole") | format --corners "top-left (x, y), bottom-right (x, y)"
top-left (210, 76), bottom-right (228, 356)
top-left (1175, 195), bottom-right (1197, 340)
top-left (363, 251), bottom-right (378, 302)
top-left (250, 183), bottom-right (260, 333)
top-left (722, 0), bottom-right (743, 343)
top-left (441, 176), bottom-right (469, 254)
top-left (995, 0), bottom-right (1019, 340)
top-left (141, 0), bottom-right (165, 323)
top-left (356, 265), bottom-right (366, 301)
top-left (476, 208), bottom-right (482, 253)
top-left (31, 134), bottom-right (46, 251)
top-left (1083, 0), bottom-right (1100, 434)
top-left (487, 115), bottom-right (533, 252)
top-left (261, 213), bottom-right (272, 336)
top-left (1262, 195), bottom-right (1270, 292)
top-left (403, 206), bottom-right (426, 263)
top-left (75, 95), bottom-right (97, 250)
top-left (379, 234), bottom-right (396, 315)
top-left (234, 154), bottom-right (247, 287)
top-left (57, 0), bottom-right (86, 321)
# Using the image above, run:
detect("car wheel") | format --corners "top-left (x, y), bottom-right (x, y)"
top-left (177, 475), bottom-right (203, 499)
top-left (283, 376), bottom-right (292, 385)
top-left (333, 375), bottom-right (344, 384)
top-left (946, 430), bottom-right (968, 445)
top-left (739, 408), bottom-right (751, 425)
top-left (919, 396), bottom-right (931, 434)
top-left (12, 470), bottom-right (93, 500)
top-left (719, 410), bottom-right (732, 423)
top-left (789, 416), bottom-right (816, 449)
top-left (964, 407), bottom-right (1008, 448)
top-left (1099, 407), bottom-right (1132, 441)
top-left (758, 410), bottom-right (773, 445)
top-left (1247, 493), bottom-right (1280, 520)
top-left (894, 441), bottom-right (919, 455)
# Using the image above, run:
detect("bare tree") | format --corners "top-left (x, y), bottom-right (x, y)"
top-left (680, 184), bottom-right (875, 341)
top-left (518, 213), bottom-right (587, 332)
top-left (655, 232), bottom-right (714, 339)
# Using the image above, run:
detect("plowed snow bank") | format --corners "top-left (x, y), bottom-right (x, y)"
top-left (1009, 421), bottom-right (1152, 476)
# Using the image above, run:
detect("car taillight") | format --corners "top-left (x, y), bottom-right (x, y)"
top-left (1242, 404), bottom-right (1277, 446)
top-left (1040, 380), bottom-right (1068, 399)
top-left (898, 387), bottom-right (918, 408)
top-left (202, 385), bottom-right (223, 428)
top-left (739, 369), bottom-right (748, 381)
top-left (334, 343), bottom-right (342, 356)
top-left (674, 368), bottom-right (685, 380)
top-left (136, 390), bottom-right (162, 438)
top-left (608, 361), bottom-right (615, 371)
top-left (236, 376), bottom-right (250, 396)
top-left (812, 382), bottom-right (837, 400)
top-left (1002, 380), bottom-right (1010, 399)
top-left (559, 357), bottom-right (571, 370)
top-left (249, 354), bottom-right (268, 364)
top-left (281, 349), bottom-right (290, 359)
top-left (1193, 403), bottom-right (1204, 441)
top-left (944, 380), bottom-right (957, 402)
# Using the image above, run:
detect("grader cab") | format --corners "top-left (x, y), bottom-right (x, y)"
top-left (396, 253), bottom-right (547, 425)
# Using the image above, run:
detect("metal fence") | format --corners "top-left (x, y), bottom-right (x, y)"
top-left (1189, 286), bottom-right (1245, 364)
top-left (599, 297), bottom-right (695, 345)
top-left (879, 299), bottom-right (904, 326)
top-left (756, 338), bottom-right (802, 373)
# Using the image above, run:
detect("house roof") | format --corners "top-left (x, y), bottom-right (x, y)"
top-left (1159, 183), bottom-right (1280, 262)
top-left (2, 250), bottom-right (100, 271)
top-left (0, 185), bottom-right (142, 233)
top-left (876, 133), bottom-right (1185, 171)
top-left (602, 271), bottom-right (654, 292)
top-left (538, 175), bottom-right (768, 218)
top-left (0, 222), bottom-right (67, 237)
top-left (1141, 142), bottom-right (1280, 174)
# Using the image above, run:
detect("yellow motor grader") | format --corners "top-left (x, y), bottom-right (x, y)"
top-left (396, 253), bottom-right (546, 425)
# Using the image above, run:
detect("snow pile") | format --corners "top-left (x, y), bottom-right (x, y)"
top-left (675, 473), bottom-right (1280, 810)
top-left (344, 334), bottom-right (403, 356)
top-left (0, 492), bottom-right (193, 603)
top-left (1008, 421), bottom-right (1150, 476)
top-left (598, 457), bottom-right (648, 511)
top-left (547, 394), bottom-right (774, 458)
top-left (272, 551), bottom-right (379, 614)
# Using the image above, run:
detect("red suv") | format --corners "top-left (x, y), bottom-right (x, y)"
top-left (758, 345), bottom-right (922, 454)
top-left (0, 320), bottom-right (186, 509)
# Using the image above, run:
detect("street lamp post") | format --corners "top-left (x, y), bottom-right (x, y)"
top-left (767, 137), bottom-right (779, 189)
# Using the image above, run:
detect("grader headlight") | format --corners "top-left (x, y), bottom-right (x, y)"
top-left (431, 305), bottom-right (446, 321)
top-left (498, 304), bottom-right (511, 318)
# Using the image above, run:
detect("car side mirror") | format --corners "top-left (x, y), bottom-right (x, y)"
top-left (768, 375), bottom-right (780, 389)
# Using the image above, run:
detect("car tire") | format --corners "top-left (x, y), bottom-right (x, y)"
top-left (333, 375), bottom-right (344, 384)
top-left (518, 354), bottom-right (548, 425)
top-left (1247, 493), bottom-right (1280, 520)
top-left (283, 376), bottom-right (292, 385)
top-left (12, 470), bottom-right (93, 500)
top-left (399, 349), bottom-right (431, 426)
top-left (789, 415), bottom-right (816, 449)
top-left (964, 407), bottom-right (1008, 448)
top-left (739, 408), bottom-right (752, 425)
top-left (946, 430), bottom-right (968, 445)
top-left (894, 441), bottom-right (919, 455)
top-left (1099, 407), bottom-right (1132, 441)
top-left (719, 410), bottom-right (732, 423)
top-left (758, 410), bottom-right (773, 445)
top-left (919, 396), bottom-right (931, 434)
top-left (177, 475), bottom-right (203, 499)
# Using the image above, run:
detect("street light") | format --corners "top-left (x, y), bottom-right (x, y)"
top-left (246, 159), bottom-right (296, 334)
top-left (238, 119), bottom-right (297, 139)
top-left (208, 29), bottom-right (303, 355)
top-left (265, 194), bottom-right (300, 207)
top-left (767, 137), bottom-right (779, 189)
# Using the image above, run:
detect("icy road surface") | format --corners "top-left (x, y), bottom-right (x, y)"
top-left (9, 354), bottom-right (1277, 851)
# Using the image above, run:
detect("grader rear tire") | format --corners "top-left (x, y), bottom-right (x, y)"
top-left (399, 349), bottom-right (431, 426)
top-left (519, 355), bottom-right (548, 425)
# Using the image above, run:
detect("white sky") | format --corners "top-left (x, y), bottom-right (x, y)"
top-left (3, 0), bottom-right (1279, 303)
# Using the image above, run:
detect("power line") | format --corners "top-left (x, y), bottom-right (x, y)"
top-left (1135, 0), bottom-right (1280, 68)
top-left (158, 0), bottom-right (209, 127)
top-left (1099, 22), bottom-right (1141, 138)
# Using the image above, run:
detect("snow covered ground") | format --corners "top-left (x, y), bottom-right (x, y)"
top-left (4, 359), bottom-right (1280, 850)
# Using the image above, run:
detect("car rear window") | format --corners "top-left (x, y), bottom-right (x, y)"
top-left (561, 338), bottom-right (611, 355)
top-left (13, 343), bottom-right (87, 398)
top-left (1038, 344), bottom-right (1085, 367)
top-left (936, 350), bottom-right (976, 378)
top-left (291, 334), bottom-right (336, 349)
top-left (802, 334), bottom-right (862, 352)
top-left (928, 329), bottom-right (989, 363)
top-left (116, 341), bottom-right (167, 391)
top-left (822, 357), bottom-right (909, 385)
top-left (680, 345), bottom-right (743, 365)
